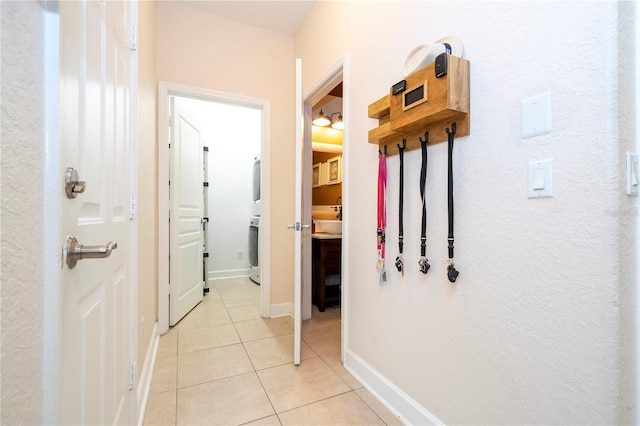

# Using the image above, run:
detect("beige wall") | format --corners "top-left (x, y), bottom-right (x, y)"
top-left (295, 1), bottom-right (634, 424)
top-left (155, 2), bottom-right (296, 305)
top-left (137, 0), bottom-right (158, 385)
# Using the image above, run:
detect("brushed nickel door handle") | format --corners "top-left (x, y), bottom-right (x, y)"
top-left (65, 236), bottom-right (118, 269)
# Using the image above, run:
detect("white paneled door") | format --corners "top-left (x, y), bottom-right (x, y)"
top-left (169, 97), bottom-right (204, 325)
top-left (58, 0), bottom-right (134, 424)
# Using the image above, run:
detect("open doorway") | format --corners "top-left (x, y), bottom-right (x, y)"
top-left (157, 82), bottom-right (272, 334)
top-left (309, 83), bottom-right (343, 315)
top-left (299, 57), bottom-right (347, 363)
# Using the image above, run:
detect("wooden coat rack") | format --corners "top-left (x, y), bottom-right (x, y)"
top-left (368, 55), bottom-right (470, 156)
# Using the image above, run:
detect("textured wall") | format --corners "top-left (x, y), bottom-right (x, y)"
top-left (155, 2), bottom-right (295, 305)
top-left (0, 1), bottom-right (45, 423)
top-left (295, 1), bottom-right (631, 423)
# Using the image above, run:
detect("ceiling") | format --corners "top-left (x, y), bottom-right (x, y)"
top-left (177, 0), bottom-right (316, 35)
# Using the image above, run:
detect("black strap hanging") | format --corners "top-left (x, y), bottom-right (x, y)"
top-left (395, 139), bottom-right (406, 275)
top-left (446, 123), bottom-right (459, 282)
top-left (418, 132), bottom-right (430, 274)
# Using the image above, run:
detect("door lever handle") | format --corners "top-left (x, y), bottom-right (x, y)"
top-left (286, 222), bottom-right (311, 231)
top-left (65, 236), bottom-right (118, 269)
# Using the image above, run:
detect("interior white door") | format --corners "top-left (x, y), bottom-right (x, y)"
top-left (58, 1), bottom-right (134, 424)
top-left (169, 97), bottom-right (204, 326)
top-left (292, 58), bottom-right (305, 365)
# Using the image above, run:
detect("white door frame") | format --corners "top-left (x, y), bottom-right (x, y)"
top-left (157, 81), bottom-right (272, 334)
top-left (301, 54), bottom-right (349, 360)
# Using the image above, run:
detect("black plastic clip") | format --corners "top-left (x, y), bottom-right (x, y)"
top-left (419, 257), bottom-right (430, 274)
top-left (447, 263), bottom-right (459, 283)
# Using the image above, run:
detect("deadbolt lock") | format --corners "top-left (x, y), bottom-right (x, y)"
top-left (65, 167), bottom-right (86, 199)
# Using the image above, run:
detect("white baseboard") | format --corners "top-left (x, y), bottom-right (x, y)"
top-left (136, 322), bottom-right (159, 426)
top-left (344, 349), bottom-right (443, 426)
top-left (208, 269), bottom-right (250, 280)
top-left (270, 302), bottom-right (293, 318)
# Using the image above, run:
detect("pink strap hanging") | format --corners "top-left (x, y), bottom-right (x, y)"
top-left (377, 148), bottom-right (387, 284)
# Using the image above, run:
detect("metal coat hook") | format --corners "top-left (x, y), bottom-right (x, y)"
top-left (418, 131), bottom-right (429, 145)
top-left (446, 122), bottom-right (457, 136)
top-left (397, 139), bottom-right (406, 150)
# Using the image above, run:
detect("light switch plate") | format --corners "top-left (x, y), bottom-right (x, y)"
top-left (528, 159), bottom-right (553, 198)
top-left (521, 92), bottom-right (552, 139)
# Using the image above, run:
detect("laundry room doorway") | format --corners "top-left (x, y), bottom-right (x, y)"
top-left (157, 82), bottom-right (272, 334)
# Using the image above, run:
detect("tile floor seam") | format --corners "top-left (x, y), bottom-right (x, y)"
top-left (176, 340), bottom-right (245, 355)
top-left (251, 352), bottom-right (321, 374)
top-left (352, 389), bottom-right (392, 426)
top-left (145, 277), bottom-right (396, 426)
top-left (272, 388), bottom-right (357, 416)
top-left (175, 368), bottom-right (259, 391)
top-left (174, 370), bottom-right (263, 393)
top-left (237, 414), bottom-right (282, 426)
top-left (240, 340), bottom-right (260, 374)
top-left (173, 382), bottom-right (178, 426)
top-left (253, 353), bottom-right (281, 420)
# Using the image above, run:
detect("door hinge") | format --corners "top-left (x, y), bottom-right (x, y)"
top-left (129, 363), bottom-right (137, 390)
top-left (130, 26), bottom-right (138, 51)
top-left (129, 193), bottom-right (137, 220)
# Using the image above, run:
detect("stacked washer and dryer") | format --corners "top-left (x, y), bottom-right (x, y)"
top-left (248, 154), bottom-right (261, 284)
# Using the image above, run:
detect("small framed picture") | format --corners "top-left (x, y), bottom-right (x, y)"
top-left (327, 156), bottom-right (342, 185)
top-left (312, 163), bottom-right (321, 188)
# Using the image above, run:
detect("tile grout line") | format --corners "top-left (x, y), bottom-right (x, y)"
top-left (157, 278), bottom-right (358, 425)
top-left (352, 387), bottom-right (393, 426)
top-left (229, 283), bottom-right (282, 424)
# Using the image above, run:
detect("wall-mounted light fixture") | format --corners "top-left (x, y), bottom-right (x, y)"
top-left (313, 110), bottom-right (343, 130)
top-left (330, 113), bottom-right (343, 130)
top-left (312, 109), bottom-right (331, 126)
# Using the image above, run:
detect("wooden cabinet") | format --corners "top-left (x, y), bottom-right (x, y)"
top-left (312, 236), bottom-right (341, 312)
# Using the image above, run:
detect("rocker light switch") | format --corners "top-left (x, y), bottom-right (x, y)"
top-left (532, 168), bottom-right (545, 190)
top-left (528, 159), bottom-right (553, 198)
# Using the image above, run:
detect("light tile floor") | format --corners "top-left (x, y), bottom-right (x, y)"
top-left (143, 277), bottom-right (401, 426)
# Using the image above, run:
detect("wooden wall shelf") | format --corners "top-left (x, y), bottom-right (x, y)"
top-left (368, 55), bottom-right (470, 156)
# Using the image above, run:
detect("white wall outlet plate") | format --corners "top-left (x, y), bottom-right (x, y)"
top-left (528, 159), bottom-right (553, 198)
top-left (521, 91), bottom-right (552, 139)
